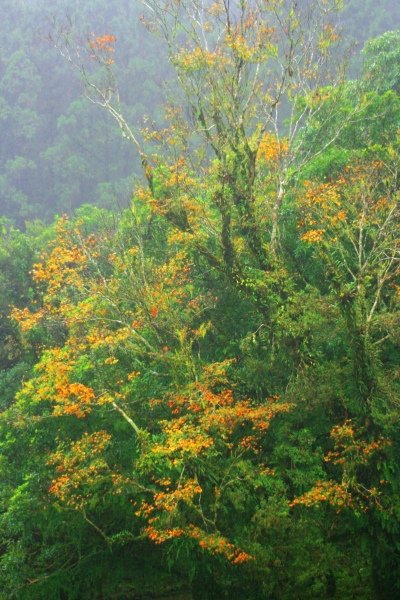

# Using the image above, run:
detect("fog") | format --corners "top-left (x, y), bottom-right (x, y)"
top-left (0, 0), bottom-right (398, 224)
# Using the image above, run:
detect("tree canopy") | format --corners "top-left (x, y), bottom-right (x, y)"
top-left (0, 1), bottom-right (399, 599)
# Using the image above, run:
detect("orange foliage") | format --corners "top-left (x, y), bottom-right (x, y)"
top-left (89, 33), bottom-right (117, 63)
top-left (49, 431), bottom-right (112, 509)
top-left (290, 480), bottom-right (353, 509)
top-left (324, 420), bottom-right (391, 466)
top-left (257, 133), bottom-right (288, 165)
top-left (31, 217), bottom-right (88, 294)
top-left (298, 161), bottom-right (399, 251)
top-left (20, 347), bottom-right (97, 418)
top-left (174, 47), bottom-right (219, 71)
top-left (143, 522), bottom-right (253, 565)
top-left (11, 213), bottom-right (292, 568)
top-left (301, 229), bottom-right (325, 243)
top-left (136, 367), bottom-right (290, 562)
top-left (10, 306), bottom-right (45, 332)
top-left (291, 420), bottom-right (391, 512)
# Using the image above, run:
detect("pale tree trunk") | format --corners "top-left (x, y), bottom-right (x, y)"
top-left (270, 179), bottom-right (286, 256)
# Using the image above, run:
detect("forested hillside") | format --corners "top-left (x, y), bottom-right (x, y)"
top-left (0, 0), bottom-right (398, 223)
top-left (0, 0), bottom-right (167, 223)
top-left (0, 1), bottom-right (399, 599)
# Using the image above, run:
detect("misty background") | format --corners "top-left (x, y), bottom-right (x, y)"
top-left (0, 0), bottom-right (399, 225)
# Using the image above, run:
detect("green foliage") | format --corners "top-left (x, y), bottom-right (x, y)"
top-left (0, 0), bottom-right (166, 224)
top-left (0, 10), bottom-right (399, 600)
top-left (362, 30), bottom-right (400, 92)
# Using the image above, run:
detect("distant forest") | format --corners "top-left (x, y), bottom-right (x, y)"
top-left (0, 0), bottom-right (399, 223)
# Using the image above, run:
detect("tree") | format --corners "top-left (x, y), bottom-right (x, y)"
top-left (55, 0), bottom-right (354, 263)
top-left (1, 7), bottom-right (399, 600)
top-left (362, 29), bottom-right (400, 93)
